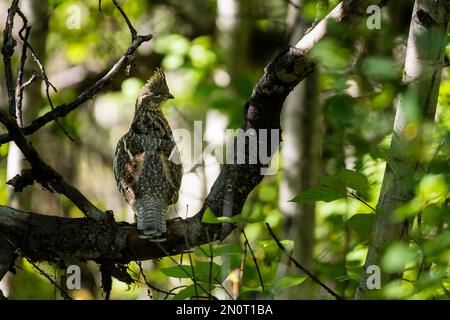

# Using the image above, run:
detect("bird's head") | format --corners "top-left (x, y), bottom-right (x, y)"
top-left (136, 68), bottom-right (174, 109)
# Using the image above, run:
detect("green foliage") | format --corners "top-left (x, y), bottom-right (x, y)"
top-left (381, 242), bottom-right (418, 274)
top-left (290, 169), bottom-right (369, 204)
top-left (274, 275), bottom-right (307, 290)
top-left (346, 214), bottom-right (375, 238)
top-left (360, 56), bottom-right (398, 80)
top-left (201, 208), bottom-right (242, 224)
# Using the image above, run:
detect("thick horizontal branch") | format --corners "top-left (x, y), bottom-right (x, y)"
top-left (0, 34), bottom-right (152, 145)
top-left (0, 205), bottom-right (229, 263)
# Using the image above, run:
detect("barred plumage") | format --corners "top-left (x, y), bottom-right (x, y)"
top-left (113, 69), bottom-right (182, 241)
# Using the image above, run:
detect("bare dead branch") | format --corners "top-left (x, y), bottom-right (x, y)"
top-left (0, 12), bottom-right (152, 146)
top-left (2, 0), bottom-right (19, 117)
top-left (16, 9), bottom-right (73, 140)
top-left (18, 73), bottom-right (37, 91)
top-left (0, 109), bottom-right (104, 220)
top-left (112, 0), bottom-right (138, 40)
top-left (15, 22), bottom-right (31, 127)
top-left (6, 168), bottom-right (38, 192)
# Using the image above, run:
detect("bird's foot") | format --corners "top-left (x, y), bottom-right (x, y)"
top-left (138, 229), bottom-right (167, 242)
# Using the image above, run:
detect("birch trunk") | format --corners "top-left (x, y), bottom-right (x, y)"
top-left (356, 0), bottom-right (450, 299)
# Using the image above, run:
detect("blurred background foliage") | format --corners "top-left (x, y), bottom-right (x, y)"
top-left (0, 0), bottom-right (449, 300)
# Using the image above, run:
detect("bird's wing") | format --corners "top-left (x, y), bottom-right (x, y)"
top-left (159, 138), bottom-right (183, 204)
top-left (114, 133), bottom-right (146, 204)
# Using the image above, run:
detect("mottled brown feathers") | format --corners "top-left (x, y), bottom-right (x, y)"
top-left (114, 68), bottom-right (182, 240)
top-left (136, 68), bottom-right (172, 109)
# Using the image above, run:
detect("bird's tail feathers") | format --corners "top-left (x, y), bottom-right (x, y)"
top-left (136, 197), bottom-right (167, 241)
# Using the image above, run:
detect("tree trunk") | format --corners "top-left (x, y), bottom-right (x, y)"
top-left (278, 0), bottom-right (323, 300)
top-left (216, 0), bottom-right (252, 86)
top-left (356, 0), bottom-right (450, 298)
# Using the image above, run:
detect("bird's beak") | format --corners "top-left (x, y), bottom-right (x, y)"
top-left (167, 93), bottom-right (175, 99)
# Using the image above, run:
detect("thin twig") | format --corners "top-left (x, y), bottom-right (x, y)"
top-left (348, 191), bottom-right (376, 212)
top-left (156, 243), bottom-right (210, 298)
top-left (112, 0), bottom-right (138, 40)
top-left (214, 276), bottom-right (234, 300)
top-left (28, 258), bottom-right (72, 300)
top-left (163, 285), bottom-right (188, 300)
top-left (16, 9), bottom-right (74, 141)
top-left (265, 223), bottom-right (342, 300)
top-left (135, 261), bottom-right (175, 299)
top-left (184, 235), bottom-right (199, 298)
top-left (18, 73), bottom-right (37, 91)
top-left (0, 6), bottom-right (152, 146)
top-left (15, 24), bottom-right (31, 127)
top-left (284, 0), bottom-right (300, 9)
top-left (3, 236), bottom-right (72, 300)
top-left (206, 230), bottom-right (213, 297)
top-left (238, 238), bottom-right (247, 298)
top-left (238, 226), bottom-right (265, 292)
top-left (2, 0), bottom-right (19, 117)
top-left (26, 258), bottom-right (72, 300)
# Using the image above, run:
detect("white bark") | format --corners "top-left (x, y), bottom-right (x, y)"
top-left (356, 0), bottom-right (450, 299)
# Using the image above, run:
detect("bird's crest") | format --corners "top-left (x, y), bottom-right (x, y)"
top-left (139, 68), bottom-right (170, 98)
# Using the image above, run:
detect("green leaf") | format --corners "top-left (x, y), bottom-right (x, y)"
top-left (280, 240), bottom-right (295, 252)
top-left (423, 231), bottom-right (450, 257)
top-left (195, 261), bottom-right (227, 283)
top-left (154, 34), bottom-right (190, 55)
top-left (319, 175), bottom-right (343, 189)
top-left (160, 261), bottom-right (227, 284)
top-left (173, 284), bottom-right (209, 300)
top-left (290, 186), bottom-right (346, 203)
top-left (201, 208), bottom-right (242, 224)
top-left (361, 56), bottom-right (398, 80)
top-left (346, 264), bottom-right (363, 281)
top-left (160, 265), bottom-right (193, 279)
top-left (195, 243), bottom-right (242, 257)
top-left (290, 169), bottom-right (368, 204)
top-left (258, 239), bottom-right (294, 252)
top-left (336, 169), bottom-right (369, 193)
top-left (381, 242), bottom-right (418, 273)
top-left (346, 214), bottom-right (375, 238)
top-left (275, 275), bottom-right (307, 290)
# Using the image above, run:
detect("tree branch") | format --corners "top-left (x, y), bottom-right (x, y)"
top-left (15, 21), bottom-right (31, 127)
top-left (0, 108), bottom-right (104, 220)
top-left (1, 0), bottom-right (19, 117)
top-left (266, 223), bottom-right (342, 300)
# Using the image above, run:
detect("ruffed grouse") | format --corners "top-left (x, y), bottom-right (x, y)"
top-left (113, 69), bottom-right (182, 241)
